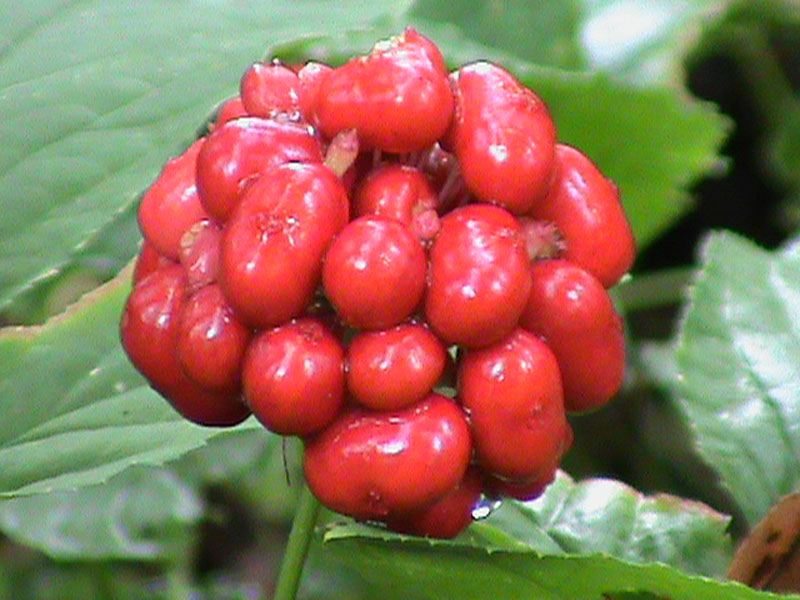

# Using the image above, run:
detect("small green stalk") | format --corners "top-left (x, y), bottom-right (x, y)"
top-left (271, 483), bottom-right (322, 600)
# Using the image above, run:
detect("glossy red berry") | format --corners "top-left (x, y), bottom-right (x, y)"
top-left (322, 215), bottom-right (427, 330)
top-left (458, 328), bottom-right (568, 481)
top-left (385, 467), bottom-right (482, 538)
top-left (315, 28), bottom-right (453, 152)
top-left (132, 241), bottom-right (175, 284)
top-left (242, 318), bottom-right (344, 436)
top-left (211, 96), bottom-right (248, 131)
top-left (528, 144), bottom-right (636, 287)
top-left (176, 284), bottom-right (251, 391)
top-left (137, 139), bottom-right (209, 260)
top-left (482, 423), bottom-right (571, 501)
top-left (195, 117), bottom-right (322, 221)
top-left (220, 162), bottom-right (349, 328)
top-left (120, 265), bottom-right (250, 426)
top-left (346, 323), bottom-right (447, 411)
top-left (484, 462), bottom-right (558, 502)
top-left (448, 62), bottom-right (556, 214)
top-left (178, 219), bottom-right (223, 294)
top-left (297, 61), bottom-right (332, 125)
top-left (303, 393), bottom-right (472, 520)
top-left (520, 259), bottom-right (625, 413)
top-left (425, 204), bottom-right (532, 348)
top-left (240, 62), bottom-right (302, 118)
top-left (352, 164), bottom-right (440, 240)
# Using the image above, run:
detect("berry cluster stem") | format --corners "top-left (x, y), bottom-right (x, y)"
top-left (271, 483), bottom-right (322, 600)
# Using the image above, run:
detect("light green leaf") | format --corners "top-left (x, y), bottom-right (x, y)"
top-left (0, 0), bottom-right (413, 310)
top-left (409, 0), bottom-right (732, 85)
top-left (322, 522), bottom-right (790, 600)
top-left (576, 0), bottom-right (731, 84)
top-left (0, 268), bottom-right (259, 498)
top-left (473, 471), bottom-right (733, 577)
top-left (676, 231), bottom-right (800, 526)
top-left (0, 466), bottom-right (201, 562)
top-left (408, 0), bottom-right (586, 70)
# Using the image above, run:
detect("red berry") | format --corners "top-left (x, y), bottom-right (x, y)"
top-left (195, 116), bottom-right (322, 221)
top-left (137, 139), bottom-right (209, 260)
top-left (385, 467), bottom-right (482, 538)
top-left (176, 284), bottom-right (251, 391)
top-left (425, 204), bottom-right (532, 348)
top-left (133, 241), bottom-right (175, 284)
top-left (297, 61), bottom-right (332, 125)
top-left (528, 144), bottom-right (636, 287)
top-left (448, 62), bottom-right (556, 214)
top-left (315, 28), bottom-right (453, 152)
top-left (220, 162), bottom-right (349, 328)
top-left (482, 423), bottom-right (571, 501)
top-left (458, 328), bottom-right (568, 481)
top-left (210, 96), bottom-right (248, 131)
top-left (303, 393), bottom-right (471, 520)
top-left (520, 259), bottom-right (625, 413)
top-left (242, 318), bottom-right (344, 436)
top-left (120, 265), bottom-right (250, 426)
top-left (322, 215), bottom-right (427, 330)
top-left (346, 323), bottom-right (447, 411)
top-left (240, 62), bottom-right (302, 118)
top-left (179, 219), bottom-right (222, 294)
top-left (352, 164), bottom-right (440, 240)
top-left (483, 462), bottom-right (558, 502)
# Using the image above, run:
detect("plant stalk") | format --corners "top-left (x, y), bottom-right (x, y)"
top-left (270, 483), bottom-right (322, 600)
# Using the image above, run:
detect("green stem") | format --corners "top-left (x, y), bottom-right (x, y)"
top-left (614, 267), bottom-right (695, 312)
top-left (271, 484), bottom-right (321, 600)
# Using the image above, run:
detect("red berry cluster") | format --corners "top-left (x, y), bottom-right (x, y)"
top-left (121, 28), bottom-right (635, 539)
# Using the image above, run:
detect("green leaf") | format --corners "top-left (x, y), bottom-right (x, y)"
top-left (576, 0), bottom-right (731, 84)
top-left (523, 69), bottom-right (729, 248)
top-left (473, 471), bottom-right (733, 577)
top-left (321, 523), bottom-right (791, 600)
top-left (0, 0), bottom-right (413, 310)
top-left (408, 0), bottom-right (586, 71)
top-left (0, 268), bottom-right (258, 498)
top-left (676, 231), bottom-right (800, 526)
top-left (0, 466), bottom-right (201, 562)
top-left (0, 427), bottom-right (293, 562)
top-left (409, 0), bottom-right (732, 85)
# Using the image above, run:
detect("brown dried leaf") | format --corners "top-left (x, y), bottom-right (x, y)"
top-left (729, 493), bottom-right (800, 592)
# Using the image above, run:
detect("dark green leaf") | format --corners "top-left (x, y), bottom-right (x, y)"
top-left (322, 522), bottom-right (790, 600)
top-left (676, 231), bottom-right (800, 526)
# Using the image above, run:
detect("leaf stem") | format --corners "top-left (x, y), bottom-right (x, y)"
top-left (614, 267), bottom-right (695, 312)
top-left (271, 483), bottom-right (321, 600)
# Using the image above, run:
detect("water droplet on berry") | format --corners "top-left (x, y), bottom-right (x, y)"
top-left (471, 496), bottom-right (501, 520)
